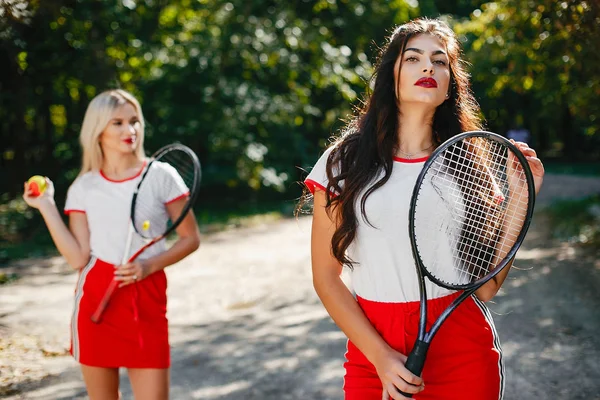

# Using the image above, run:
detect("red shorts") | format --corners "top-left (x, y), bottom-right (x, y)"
top-left (344, 293), bottom-right (504, 400)
top-left (70, 257), bottom-right (170, 368)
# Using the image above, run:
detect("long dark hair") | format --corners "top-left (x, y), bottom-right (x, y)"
top-left (303, 18), bottom-right (483, 267)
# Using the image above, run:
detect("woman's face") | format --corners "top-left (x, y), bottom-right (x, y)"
top-left (394, 34), bottom-right (451, 109)
top-left (99, 102), bottom-right (141, 156)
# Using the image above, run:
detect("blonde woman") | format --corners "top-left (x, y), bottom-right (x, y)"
top-left (23, 89), bottom-right (200, 399)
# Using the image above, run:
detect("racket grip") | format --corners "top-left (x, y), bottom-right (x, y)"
top-left (90, 279), bottom-right (119, 324)
top-left (397, 340), bottom-right (429, 398)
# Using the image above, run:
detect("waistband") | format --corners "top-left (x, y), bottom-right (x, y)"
top-left (84, 257), bottom-right (115, 268)
top-left (357, 291), bottom-right (464, 318)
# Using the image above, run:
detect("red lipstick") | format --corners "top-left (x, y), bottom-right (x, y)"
top-left (415, 77), bottom-right (438, 88)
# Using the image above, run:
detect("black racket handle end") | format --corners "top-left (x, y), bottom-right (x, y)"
top-left (397, 340), bottom-right (429, 398)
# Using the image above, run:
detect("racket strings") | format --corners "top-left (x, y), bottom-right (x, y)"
top-left (464, 139), bottom-right (507, 279)
top-left (415, 137), bottom-right (531, 286)
top-left (451, 139), bottom-right (525, 279)
top-left (424, 168), bottom-right (503, 283)
top-left (132, 149), bottom-right (198, 238)
top-left (161, 152), bottom-right (197, 183)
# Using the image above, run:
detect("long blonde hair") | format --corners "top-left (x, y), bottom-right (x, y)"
top-left (78, 89), bottom-right (146, 176)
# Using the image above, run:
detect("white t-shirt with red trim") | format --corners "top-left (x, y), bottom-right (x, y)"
top-left (65, 161), bottom-right (189, 265)
top-left (305, 146), bottom-right (455, 303)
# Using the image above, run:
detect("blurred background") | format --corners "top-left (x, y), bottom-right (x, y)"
top-left (1, 1), bottom-right (600, 399)
top-left (1, 0), bottom-right (599, 262)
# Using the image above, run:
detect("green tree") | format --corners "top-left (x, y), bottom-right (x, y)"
top-left (1, 0), bottom-right (417, 201)
top-left (455, 0), bottom-right (600, 159)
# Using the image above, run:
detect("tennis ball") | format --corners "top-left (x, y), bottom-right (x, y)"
top-left (27, 175), bottom-right (47, 197)
top-left (142, 220), bottom-right (150, 231)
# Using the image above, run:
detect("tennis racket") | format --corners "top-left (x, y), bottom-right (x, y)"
top-left (91, 143), bottom-right (201, 323)
top-left (397, 130), bottom-right (535, 397)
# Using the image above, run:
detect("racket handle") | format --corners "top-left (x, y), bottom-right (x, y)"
top-left (397, 340), bottom-right (429, 398)
top-left (91, 223), bottom-right (136, 323)
top-left (90, 279), bottom-right (119, 324)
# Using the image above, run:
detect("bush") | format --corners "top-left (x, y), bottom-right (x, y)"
top-left (547, 195), bottom-right (600, 248)
top-left (0, 195), bottom-right (39, 243)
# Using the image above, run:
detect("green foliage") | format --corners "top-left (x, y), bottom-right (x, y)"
top-left (0, 195), bottom-right (55, 264)
top-left (454, 0), bottom-right (600, 158)
top-left (0, 196), bottom-right (37, 243)
top-left (0, 0), bottom-right (421, 261)
top-left (544, 162), bottom-right (600, 177)
top-left (0, 0), bottom-right (420, 201)
top-left (547, 194), bottom-right (600, 248)
top-left (1, 0), bottom-right (599, 259)
top-left (0, 271), bottom-right (19, 285)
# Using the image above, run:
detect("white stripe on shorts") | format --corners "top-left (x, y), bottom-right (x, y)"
top-left (472, 295), bottom-right (505, 400)
top-left (71, 256), bottom-right (96, 362)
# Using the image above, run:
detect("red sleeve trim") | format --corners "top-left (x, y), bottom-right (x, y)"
top-left (304, 179), bottom-right (340, 199)
top-left (304, 179), bottom-right (326, 194)
top-left (165, 191), bottom-right (190, 205)
top-left (65, 209), bottom-right (86, 215)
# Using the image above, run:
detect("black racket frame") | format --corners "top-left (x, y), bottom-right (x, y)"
top-left (131, 143), bottom-right (201, 239)
top-left (401, 130), bottom-right (536, 393)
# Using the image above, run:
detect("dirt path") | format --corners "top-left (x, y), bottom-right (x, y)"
top-left (1, 174), bottom-right (600, 399)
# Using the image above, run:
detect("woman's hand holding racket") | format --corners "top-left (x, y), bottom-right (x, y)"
top-left (509, 139), bottom-right (544, 195)
top-left (90, 143), bottom-right (201, 324)
top-left (492, 139), bottom-right (544, 264)
top-left (114, 260), bottom-right (151, 287)
top-left (393, 131), bottom-right (541, 398)
top-left (375, 348), bottom-right (424, 399)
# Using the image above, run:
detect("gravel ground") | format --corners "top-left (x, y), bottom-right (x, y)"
top-left (1, 173), bottom-right (599, 399)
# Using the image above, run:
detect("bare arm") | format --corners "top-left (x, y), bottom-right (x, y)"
top-left (23, 179), bottom-right (90, 270)
top-left (311, 190), bottom-right (423, 398)
top-left (115, 197), bottom-right (200, 286)
top-left (476, 141), bottom-right (544, 301)
top-left (144, 198), bottom-right (201, 274)
top-left (474, 202), bottom-right (523, 302)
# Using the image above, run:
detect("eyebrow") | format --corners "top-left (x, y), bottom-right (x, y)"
top-left (110, 116), bottom-right (139, 121)
top-left (403, 47), bottom-right (447, 56)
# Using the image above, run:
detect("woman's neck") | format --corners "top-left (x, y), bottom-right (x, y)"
top-left (397, 105), bottom-right (435, 157)
top-left (101, 152), bottom-right (143, 179)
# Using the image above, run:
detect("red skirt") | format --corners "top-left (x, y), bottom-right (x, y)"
top-left (70, 257), bottom-right (170, 368)
top-left (343, 293), bottom-right (504, 399)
